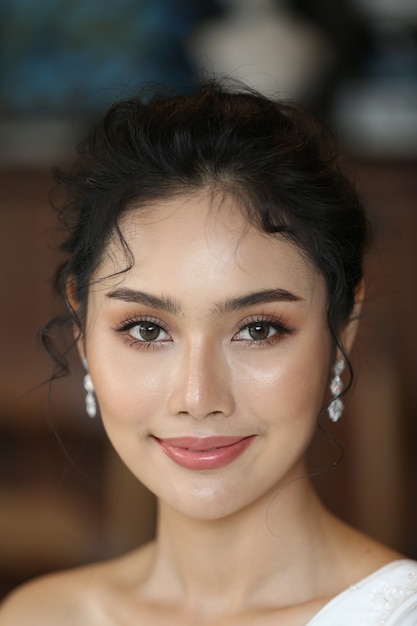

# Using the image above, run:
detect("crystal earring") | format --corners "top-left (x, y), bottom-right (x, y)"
top-left (327, 359), bottom-right (345, 422)
top-left (82, 360), bottom-right (96, 418)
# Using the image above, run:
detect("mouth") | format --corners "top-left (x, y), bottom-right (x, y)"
top-left (152, 435), bottom-right (256, 470)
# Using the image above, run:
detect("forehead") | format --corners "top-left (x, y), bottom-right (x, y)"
top-left (94, 191), bottom-right (323, 302)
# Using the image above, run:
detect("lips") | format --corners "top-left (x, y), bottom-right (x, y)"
top-left (153, 435), bottom-right (255, 470)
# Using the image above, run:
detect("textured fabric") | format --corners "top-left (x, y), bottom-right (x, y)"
top-left (308, 560), bottom-right (417, 625)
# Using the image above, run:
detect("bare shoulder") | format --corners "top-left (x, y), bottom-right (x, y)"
top-left (328, 512), bottom-right (405, 583)
top-left (0, 543), bottom-right (155, 626)
top-left (0, 566), bottom-right (97, 626)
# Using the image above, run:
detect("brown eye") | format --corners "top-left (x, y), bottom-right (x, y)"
top-left (233, 319), bottom-right (293, 345)
top-left (247, 322), bottom-right (273, 341)
top-left (139, 323), bottom-right (160, 341)
top-left (129, 322), bottom-right (169, 342)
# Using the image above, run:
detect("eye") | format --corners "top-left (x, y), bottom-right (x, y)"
top-left (114, 316), bottom-right (171, 347)
top-left (128, 321), bottom-right (170, 342)
top-left (233, 316), bottom-right (295, 345)
top-left (237, 322), bottom-right (277, 342)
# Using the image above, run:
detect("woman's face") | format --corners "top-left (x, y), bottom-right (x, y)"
top-left (83, 192), bottom-right (333, 520)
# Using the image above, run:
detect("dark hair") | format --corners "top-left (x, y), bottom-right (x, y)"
top-left (44, 79), bottom-right (370, 383)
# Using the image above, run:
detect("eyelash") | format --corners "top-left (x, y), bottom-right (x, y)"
top-left (114, 316), bottom-right (171, 351)
top-left (232, 314), bottom-right (295, 347)
top-left (114, 314), bottom-right (295, 350)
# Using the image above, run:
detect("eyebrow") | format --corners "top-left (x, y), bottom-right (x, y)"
top-left (106, 287), bottom-right (302, 316)
top-left (219, 288), bottom-right (302, 313)
top-left (106, 288), bottom-right (181, 315)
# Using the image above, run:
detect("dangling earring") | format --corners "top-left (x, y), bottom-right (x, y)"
top-left (327, 359), bottom-right (345, 422)
top-left (82, 359), bottom-right (96, 418)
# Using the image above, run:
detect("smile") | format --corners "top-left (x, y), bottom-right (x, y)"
top-left (153, 435), bottom-right (256, 470)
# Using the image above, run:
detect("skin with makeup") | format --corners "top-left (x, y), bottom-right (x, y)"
top-left (1, 83), bottom-right (416, 625)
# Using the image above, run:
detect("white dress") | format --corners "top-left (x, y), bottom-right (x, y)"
top-left (308, 560), bottom-right (417, 625)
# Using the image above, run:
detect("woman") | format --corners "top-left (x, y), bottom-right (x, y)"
top-left (1, 81), bottom-right (416, 625)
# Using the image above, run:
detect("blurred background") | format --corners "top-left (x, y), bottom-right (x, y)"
top-left (0, 0), bottom-right (416, 599)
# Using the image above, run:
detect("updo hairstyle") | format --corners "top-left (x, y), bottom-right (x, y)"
top-left (44, 80), bottom-right (371, 383)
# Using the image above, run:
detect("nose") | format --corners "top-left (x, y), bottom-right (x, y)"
top-left (167, 339), bottom-right (235, 420)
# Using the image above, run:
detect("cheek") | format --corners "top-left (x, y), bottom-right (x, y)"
top-left (232, 341), bottom-right (330, 423)
top-left (94, 363), bottom-right (163, 425)
top-left (92, 363), bottom-right (161, 472)
top-left (86, 328), bottom-right (166, 429)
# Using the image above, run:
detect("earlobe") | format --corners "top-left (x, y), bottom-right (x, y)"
top-left (76, 333), bottom-right (86, 364)
top-left (65, 277), bottom-right (78, 312)
top-left (65, 277), bottom-right (86, 363)
top-left (340, 279), bottom-right (366, 356)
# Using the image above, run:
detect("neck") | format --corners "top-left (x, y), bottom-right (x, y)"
top-left (146, 478), bottom-right (333, 614)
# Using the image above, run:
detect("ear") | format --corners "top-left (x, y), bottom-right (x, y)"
top-left (65, 277), bottom-right (86, 364)
top-left (339, 279), bottom-right (365, 356)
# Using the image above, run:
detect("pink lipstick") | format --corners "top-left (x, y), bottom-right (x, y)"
top-left (154, 435), bottom-right (255, 470)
